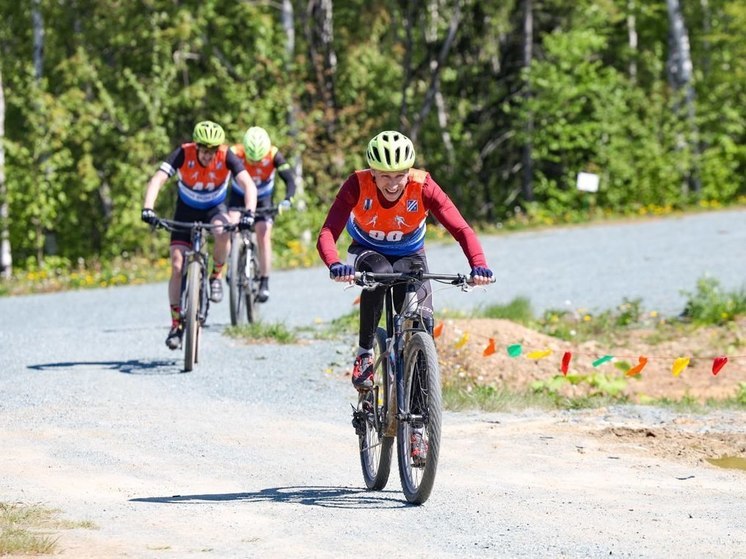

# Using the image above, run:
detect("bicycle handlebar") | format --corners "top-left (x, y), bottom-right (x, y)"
top-left (153, 218), bottom-right (238, 233)
top-left (354, 270), bottom-right (495, 287)
top-left (230, 204), bottom-right (288, 218)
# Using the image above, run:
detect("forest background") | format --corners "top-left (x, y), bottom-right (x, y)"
top-left (0, 0), bottom-right (743, 283)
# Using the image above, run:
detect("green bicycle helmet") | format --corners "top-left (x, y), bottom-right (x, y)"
top-left (366, 130), bottom-right (416, 172)
top-left (243, 126), bottom-right (272, 161)
top-left (192, 120), bottom-right (225, 147)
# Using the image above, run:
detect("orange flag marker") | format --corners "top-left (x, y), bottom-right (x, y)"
top-left (433, 322), bottom-right (444, 338)
top-left (626, 356), bottom-right (649, 376)
top-left (483, 338), bottom-right (496, 357)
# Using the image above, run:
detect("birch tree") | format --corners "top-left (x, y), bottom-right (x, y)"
top-left (521, 0), bottom-right (534, 202)
top-left (0, 68), bottom-right (9, 279)
top-left (666, 0), bottom-right (701, 194)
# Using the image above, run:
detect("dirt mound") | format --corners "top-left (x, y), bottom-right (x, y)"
top-left (437, 318), bottom-right (746, 403)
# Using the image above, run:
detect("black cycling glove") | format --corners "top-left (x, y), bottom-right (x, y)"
top-left (470, 266), bottom-right (494, 279)
top-left (329, 262), bottom-right (354, 279)
top-left (141, 208), bottom-right (158, 225)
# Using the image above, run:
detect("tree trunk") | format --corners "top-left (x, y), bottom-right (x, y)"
top-left (666, 0), bottom-right (701, 194)
top-left (0, 68), bottom-right (10, 279)
top-left (32, 0), bottom-right (46, 264)
top-left (282, 0), bottom-right (304, 205)
top-left (306, 0), bottom-right (338, 137)
top-left (409, 1), bottom-right (461, 145)
top-left (521, 0), bottom-right (534, 202)
top-left (699, 0), bottom-right (711, 75)
top-left (399, 0), bottom-right (415, 128)
top-left (627, 0), bottom-right (638, 82)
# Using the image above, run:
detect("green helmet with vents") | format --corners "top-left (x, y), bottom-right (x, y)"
top-left (243, 127), bottom-right (272, 161)
top-left (192, 121), bottom-right (225, 147)
top-left (366, 130), bottom-right (416, 172)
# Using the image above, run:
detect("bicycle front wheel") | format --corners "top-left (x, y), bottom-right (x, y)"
top-left (183, 260), bottom-right (202, 372)
top-left (397, 331), bottom-right (442, 505)
top-left (244, 240), bottom-right (260, 323)
top-left (228, 235), bottom-right (245, 326)
top-left (359, 327), bottom-right (394, 490)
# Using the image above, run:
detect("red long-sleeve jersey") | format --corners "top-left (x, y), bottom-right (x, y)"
top-left (316, 171), bottom-right (488, 268)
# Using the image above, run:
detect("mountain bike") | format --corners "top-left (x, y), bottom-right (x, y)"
top-left (350, 268), bottom-right (485, 504)
top-left (227, 205), bottom-right (283, 326)
top-left (155, 218), bottom-right (236, 372)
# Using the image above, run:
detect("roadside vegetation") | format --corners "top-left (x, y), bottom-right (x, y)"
top-left (442, 277), bottom-right (746, 411)
top-left (225, 322), bottom-right (298, 345)
top-left (0, 502), bottom-right (95, 556)
top-left (2, 203), bottom-right (744, 298)
top-left (298, 276), bottom-right (746, 412)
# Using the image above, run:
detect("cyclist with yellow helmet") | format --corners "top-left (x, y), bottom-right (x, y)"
top-left (317, 130), bottom-right (493, 389)
top-left (229, 126), bottom-right (297, 302)
top-left (142, 120), bottom-right (258, 349)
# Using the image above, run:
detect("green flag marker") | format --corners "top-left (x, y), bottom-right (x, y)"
top-left (592, 355), bottom-right (613, 367)
top-left (507, 344), bottom-right (522, 358)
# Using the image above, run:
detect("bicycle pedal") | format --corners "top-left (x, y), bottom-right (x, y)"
top-left (351, 409), bottom-right (367, 437)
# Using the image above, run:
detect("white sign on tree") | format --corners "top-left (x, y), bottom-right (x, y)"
top-left (576, 172), bottom-right (600, 193)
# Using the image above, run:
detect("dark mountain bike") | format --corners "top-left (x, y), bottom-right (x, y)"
top-left (227, 205), bottom-right (283, 326)
top-left (154, 218), bottom-right (236, 372)
top-left (351, 269), bottom-right (489, 504)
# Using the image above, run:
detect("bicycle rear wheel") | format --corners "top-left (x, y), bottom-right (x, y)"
top-left (228, 235), bottom-right (246, 326)
top-left (358, 327), bottom-right (394, 490)
top-left (397, 331), bottom-right (442, 505)
top-left (183, 260), bottom-right (202, 372)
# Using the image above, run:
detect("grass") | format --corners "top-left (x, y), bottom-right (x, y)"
top-left (225, 321), bottom-right (298, 344)
top-left (680, 277), bottom-right (746, 326)
top-left (309, 310), bottom-right (359, 340)
top-left (0, 502), bottom-right (95, 555)
top-left (442, 381), bottom-right (556, 412)
top-left (0, 255), bottom-right (171, 297)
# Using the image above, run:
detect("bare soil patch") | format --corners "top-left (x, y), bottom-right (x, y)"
top-left (437, 317), bottom-right (746, 402)
top-left (436, 318), bottom-right (746, 466)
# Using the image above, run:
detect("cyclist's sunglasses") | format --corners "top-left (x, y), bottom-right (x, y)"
top-left (196, 144), bottom-right (219, 154)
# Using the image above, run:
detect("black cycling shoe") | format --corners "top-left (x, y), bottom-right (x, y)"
top-left (165, 325), bottom-right (183, 350)
top-left (209, 277), bottom-right (223, 303)
top-left (256, 278), bottom-right (269, 303)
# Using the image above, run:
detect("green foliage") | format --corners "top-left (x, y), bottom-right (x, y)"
top-left (531, 297), bottom-right (646, 342)
top-left (313, 309), bottom-right (359, 339)
top-left (736, 383), bottom-right (746, 407)
top-left (0, 0), bottom-right (744, 276)
top-left (225, 322), bottom-right (298, 344)
top-left (530, 372), bottom-right (630, 408)
top-left (680, 277), bottom-right (746, 325)
top-left (479, 297), bottom-right (534, 323)
top-left (442, 380), bottom-right (558, 412)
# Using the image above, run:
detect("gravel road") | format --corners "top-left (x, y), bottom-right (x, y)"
top-left (1, 210), bottom-right (746, 558)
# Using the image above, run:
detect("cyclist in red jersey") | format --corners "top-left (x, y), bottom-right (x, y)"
top-left (141, 121), bottom-right (258, 349)
top-left (316, 130), bottom-right (493, 389)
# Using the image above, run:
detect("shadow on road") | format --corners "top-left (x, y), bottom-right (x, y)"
top-left (130, 485), bottom-right (409, 509)
top-left (27, 359), bottom-right (182, 375)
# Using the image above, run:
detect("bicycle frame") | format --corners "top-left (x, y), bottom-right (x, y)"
top-left (380, 284), bottom-right (427, 434)
top-left (181, 226), bottom-right (211, 325)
